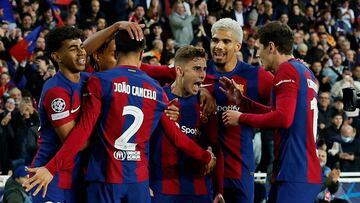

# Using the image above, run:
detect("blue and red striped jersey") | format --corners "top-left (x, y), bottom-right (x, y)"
top-left (84, 66), bottom-right (168, 184)
top-left (271, 59), bottom-right (321, 183)
top-left (204, 60), bottom-right (273, 189)
top-left (45, 66), bottom-right (211, 185)
top-left (149, 86), bottom-right (211, 195)
top-left (238, 59), bottom-right (321, 184)
top-left (32, 71), bottom-right (89, 189)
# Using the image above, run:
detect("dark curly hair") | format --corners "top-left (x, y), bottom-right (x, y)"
top-left (45, 26), bottom-right (84, 68)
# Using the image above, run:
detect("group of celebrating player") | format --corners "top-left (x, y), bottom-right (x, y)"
top-left (21, 18), bottom-right (322, 203)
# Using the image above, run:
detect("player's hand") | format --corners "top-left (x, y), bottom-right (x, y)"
top-left (165, 98), bottom-right (179, 121)
top-left (23, 167), bottom-right (53, 198)
top-left (115, 21), bottom-right (145, 41)
top-left (200, 88), bottom-right (216, 117)
top-left (213, 193), bottom-right (225, 203)
top-left (222, 110), bottom-right (242, 126)
top-left (219, 76), bottom-right (242, 105)
top-left (205, 147), bottom-right (216, 175)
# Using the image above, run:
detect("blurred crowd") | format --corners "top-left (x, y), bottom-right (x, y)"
top-left (0, 0), bottom-right (360, 189)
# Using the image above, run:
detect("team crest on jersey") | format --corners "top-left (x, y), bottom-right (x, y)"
top-left (51, 98), bottom-right (66, 112)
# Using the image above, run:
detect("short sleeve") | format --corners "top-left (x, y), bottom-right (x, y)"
top-left (42, 87), bottom-right (74, 127)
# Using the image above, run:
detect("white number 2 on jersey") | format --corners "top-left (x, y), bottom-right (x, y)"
top-left (114, 105), bottom-right (144, 151)
top-left (310, 97), bottom-right (318, 143)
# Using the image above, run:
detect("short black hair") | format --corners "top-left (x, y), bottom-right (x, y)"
top-left (255, 21), bottom-right (294, 55)
top-left (114, 30), bottom-right (145, 55)
top-left (45, 26), bottom-right (84, 67)
top-left (174, 45), bottom-right (206, 66)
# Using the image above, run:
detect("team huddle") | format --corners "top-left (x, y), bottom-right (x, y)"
top-left (22, 18), bottom-right (321, 203)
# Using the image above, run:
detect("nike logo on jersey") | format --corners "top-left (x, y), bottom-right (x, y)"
top-left (70, 106), bottom-right (80, 113)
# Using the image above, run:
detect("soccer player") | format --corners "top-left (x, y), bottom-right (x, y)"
top-left (221, 21), bottom-right (322, 203)
top-left (30, 26), bottom-right (89, 203)
top-left (123, 18), bottom-right (274, 203)
top-left (30, 23), bottom-right (144, 202)
top-left (205, 18), bottom-right (273, 203)
top-left (24, 30), bottom-right (216, 203)
top-left (149, 46), bottom-right (224, 203)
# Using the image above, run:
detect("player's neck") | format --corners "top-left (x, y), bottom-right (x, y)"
top-left (116, 55), bottom-right (141, 69)
top-left (273, 54), bottom-right (293, 72)
top-left (59, 68), bottom-right (81, 83)
top-left (171, 81), bottom-right (190, 98)
top-left (216, 56), bottom-right (237, 72)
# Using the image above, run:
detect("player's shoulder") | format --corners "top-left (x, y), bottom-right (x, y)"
top-left (42, 73), bottom-right (68, 94)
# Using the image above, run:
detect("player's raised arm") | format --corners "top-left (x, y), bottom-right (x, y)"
top-left (84, 21), bottom-right (145, 55)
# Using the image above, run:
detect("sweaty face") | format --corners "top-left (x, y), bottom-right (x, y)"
top-left (56, 38), bottom-right (86, 73)
top-left (210, 29), bottom-right (240, 69)
top-left (180, 57), bottom-right (207, 97)
top-left (96, 39), bottom-right (116, 71)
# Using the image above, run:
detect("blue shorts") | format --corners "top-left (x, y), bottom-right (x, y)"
top-left (151, 192), bottom-right (212, 203)
top-left (32, 175), bottom-right (75, 203)
top-left (267, 182), bottom-right (321, 203)
top-left (87, 181), bottom-right (150, 203)
top-left (223, 173), bottom-right (254, 203)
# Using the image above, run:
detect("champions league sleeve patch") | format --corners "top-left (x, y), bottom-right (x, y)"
top-left (51, 98), bottom-right (66, 112)
top-left (50, 98), bottom-right (70, 121)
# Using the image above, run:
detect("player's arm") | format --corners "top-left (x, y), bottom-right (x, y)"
top-left (23, 76), bottom-right (103, 197)
top-left (160, 114), bottom-right (214, 165)
top-left (236, 65), bottom-right (299, 128)
top-left (42, 88), bottom-right (76, 142)
top-left (83, 21), bottom-right (145, 55)
top-left (140, 63), bottom-right (176, 84)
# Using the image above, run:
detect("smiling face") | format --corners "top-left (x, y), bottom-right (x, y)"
top-left (53, 38), bottom-right (86, 73)
top-left (210, 29), bottom-right (241, 69)
top-left (177, 57), bottom-right (207, 97)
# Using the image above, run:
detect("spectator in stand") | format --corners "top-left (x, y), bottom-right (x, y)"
top-left (289, 4), bottom-right (306, 30)
top-left (339, 0), bottom-right (355, 30)
top-left (169, 1), bottom-right (195, 46)
top-left (331, 70), bottom-right (360, 98)
top-left (146, 0), bottom-right (162, 24)
top-left (339, 124), bottom-right (360, 172)
top-left (243, 9), bottom-right (258, 37)
top-left (9, 87), bottom-right (22, 109)
top-left (311, 61), bottom-right (331, 92)
top-left (322, 111), bottom-right (344, 148)
top-left (352, 65), bottom-right (360, 82)
top-left (318, 91), bottom-right (334, 134)
top-left (160, 38), bottom-right (176, 65)
top-left (323, 53), bottom-right (345, 86)
top-left (146, 23), bottom-right (164, 50)
top-left (96, 17), bottom-right (107, 30)
top-left (273, 0), bottom-right (291, 20)
top-left (81, 0), bottom-right (105, 23)
top-left (343, 50), bottom-right (356, 71)
top-left (304, 5), bottom-right (316, 31)
top-left (229, 0), bottom-right (245, 27)
top-left (316, 149), bottom-right (346, 203)
top-left (19, 13), bottom-right (33, 32)
top-left (3, 165), bottom-right (31, 203)
top-left (278, 13), bottom-right (289, 25)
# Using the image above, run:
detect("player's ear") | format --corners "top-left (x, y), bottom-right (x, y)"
top-left (175, 65), bottom-right (183, 76)
top-left (139, 50), bottom-right (144, 61)
top-left (51, 52), bottom-right (61, 64)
